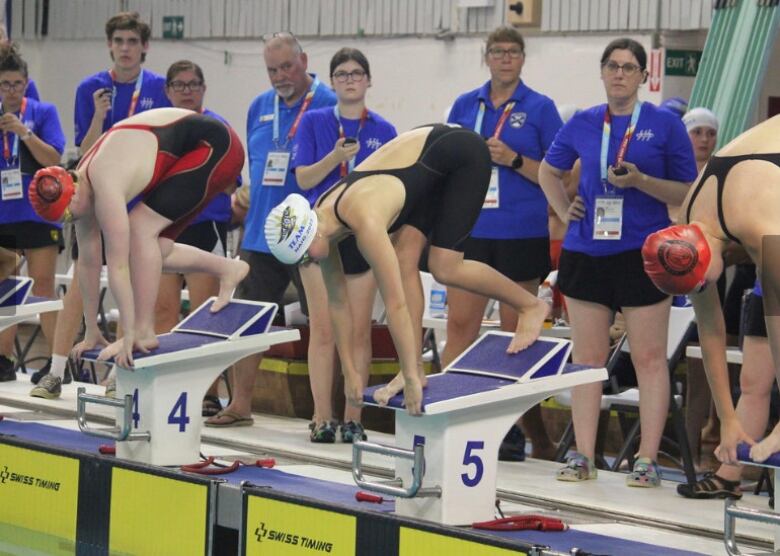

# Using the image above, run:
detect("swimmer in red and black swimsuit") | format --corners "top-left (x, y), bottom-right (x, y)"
top-left (29, 107), bottom-right (249, 368)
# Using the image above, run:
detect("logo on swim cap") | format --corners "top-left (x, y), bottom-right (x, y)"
top-left (658, 240), bottom-right (698, 276)
top-left (277, 206), bottom-right (296, 245)
top-left (36, 175), bottom-right (63, 202)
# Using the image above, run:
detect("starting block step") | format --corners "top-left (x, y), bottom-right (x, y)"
top-left (0, 277), bottom-right (62, 332)
top-left (355, 331), bottom-right (606, 525)
top-left (77, 298), bottom-right (299, 466)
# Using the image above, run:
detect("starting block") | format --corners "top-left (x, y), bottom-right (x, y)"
top-left (76, 298), bottom-right (299, 466)
top-left (353, 331), bottom-right (606, 525)
top-left (0, 277), bottom-right (62, 333)
top-left (723, 444), bottom-right (780, 555)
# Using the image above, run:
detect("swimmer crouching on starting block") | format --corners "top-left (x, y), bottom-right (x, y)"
top-left (642, 114), bottom-right (780, 464)
top-left (265, 124), bottom-right (550, 415)
top-left (30, 107), bottom-right (248, 368)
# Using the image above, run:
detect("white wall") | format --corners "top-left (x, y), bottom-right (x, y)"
top-left (17, 31), bottom-right (664, 160)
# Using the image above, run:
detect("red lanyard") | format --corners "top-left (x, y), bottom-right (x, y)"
top-left (475, 101), bottom-right (515, 139)
top-left (336, 107), bottom-right (368, 177)
top-left (287, 90), bottom-right (314, 143)
top-left (3, 97), bottom-right (27, 162)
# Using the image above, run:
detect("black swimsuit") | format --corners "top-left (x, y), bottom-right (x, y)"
top-left (686, 153), bottom-right (780, 243)
top-left (316, 124), bottom-right (491, 251)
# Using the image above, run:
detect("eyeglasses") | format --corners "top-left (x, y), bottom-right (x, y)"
top-left (602, 61), bottom-right (642, 76)
top-left (168, 80), bottom-right (204, 92)
top-left (332, 69), bottom-right (367, 83)
top-left (0, 80), bottom-right (26, 93)
top-left (487, 47), bottom-right (524, 60)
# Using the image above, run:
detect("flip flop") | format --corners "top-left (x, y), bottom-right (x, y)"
top-left (204, 409), bottom-right (254, 427)
top-left (202, 395), bottom-right (223, 418)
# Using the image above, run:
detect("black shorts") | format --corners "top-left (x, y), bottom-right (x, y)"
top-left (235, 249), bottom-right (308, 318)
top-left (175, 220), bottom-right (227, 255)
top-left (558, 248), bottom-right (668, 311)
top-left (463, 236), bottom-right (550, 282)
top-left (743, 292), bottom-right (767, 338)
top-left (0, 222), bottom-right (64, 251)
top-left (338, 236), bottom-right (370, 275)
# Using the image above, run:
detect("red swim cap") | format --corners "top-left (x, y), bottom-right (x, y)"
top-left (642, 224), bottom-right (711, 295)
top-left (29, 167), bottom-right (75, 222)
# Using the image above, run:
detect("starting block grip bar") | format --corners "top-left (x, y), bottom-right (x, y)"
top-left (724, 498), bottom-right (780, 556)
top-left (76, 387), bottom-right (150, 442)
top-left (352, 441), bottom-right (440, 499)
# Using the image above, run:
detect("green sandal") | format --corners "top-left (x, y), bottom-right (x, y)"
top-left (556, 453), bottom-right (597, 481)
top-left (627, 457), bottom-right (661, 488)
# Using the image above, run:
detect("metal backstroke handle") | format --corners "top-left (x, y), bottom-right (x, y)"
top-left (352, 440), bottom-right (440, 499)
top-left (723, 498), bottom-right (780, 556)
top-left (76, 386), bottom-right (150, 442)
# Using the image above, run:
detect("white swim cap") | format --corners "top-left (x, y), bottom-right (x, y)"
top-left (683, 107), bottom-right (719, 132)
top-left (265, 193), bottom-right (319, 264)
top-left (557, 104), bottom-right (580, 124)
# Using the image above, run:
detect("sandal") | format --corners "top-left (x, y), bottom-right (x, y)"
top-left (676, 471), bottom-right (742, 499)
top-left (556, 452), bottom-right (597, 482)
top-left (204, 410), bottom-right (254, 428)
top-left (310, 421), bottom-right (336, 443)
top-left (202, 395), bottom-right (223, 418)
top-left (626, 457), bottom-right (661, 488)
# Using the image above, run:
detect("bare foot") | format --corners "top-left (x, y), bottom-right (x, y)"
top-left (507, 299), bottom-right (549, 353)
top-left (750, 433), bottom-right (780, 463)
top-left (212, 259), bottom-right (249, 312)
top-left (135, 334), bottom-right (160, 353)
top-left (373, 372), bottom-right (406, 406)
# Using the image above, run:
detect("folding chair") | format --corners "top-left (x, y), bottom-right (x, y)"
top-left (555, 305), bottom-right (698, 487)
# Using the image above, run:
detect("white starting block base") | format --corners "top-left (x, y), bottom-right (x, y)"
top-left (357, 332), bottom-right (606, 525)
top-left (79, 298), bottom-right (299, 466)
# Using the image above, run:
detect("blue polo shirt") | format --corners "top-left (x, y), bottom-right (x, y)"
top-left (0, 99), bottom-right (66, 225)
top-left (753, 278), bottom-right (763, 298)
top-left (26, 79), bottom-right (40, 101)
top-left (447, 80), bottom-right (561, 239)
top-left (544, 102), bottom-right (697, 256)
top-left (74, 68), bottom-right (170, 146)
top-left (243, 77), bottom-right (337, 253)
top-left (188, 109), bottom-right (243, 225)
top-left (291, 106), bottom-right (397, 205)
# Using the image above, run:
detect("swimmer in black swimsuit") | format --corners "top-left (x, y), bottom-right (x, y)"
top-left (265, 125), bottom-right (550, 416)
top-left (642, 114), bottom-right (780, 464)
top-left (30, 107), bottom-right (248, 369)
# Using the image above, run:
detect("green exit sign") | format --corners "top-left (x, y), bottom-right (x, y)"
top-left (163, 16), bottom-right (184, 39)
top-left (665, 49), bottom-right (702, 77)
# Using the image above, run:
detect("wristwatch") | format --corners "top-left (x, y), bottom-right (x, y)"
top-left (510, 154), bottom-right (523, 170)
top-left (20, 128), bottom-right (32, 142)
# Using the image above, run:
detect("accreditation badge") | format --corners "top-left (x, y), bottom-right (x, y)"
top-left (593, 195), bottom-right (623, 240)
top-left (483, 166), bottom-right (499, 209)
top-left (262, 150), bottom-right (291, 187)
top-left (1, 168), bottom-right (23, 200)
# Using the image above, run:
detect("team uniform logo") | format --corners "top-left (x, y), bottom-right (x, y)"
top-left (277, 206), bottom-right (296, 245)
top-left (510, 112), bottom-right (527, 128)
top-left (657, 239), bottom-right (698, 276)
top-left (635, 129), bottom-right (655, 141)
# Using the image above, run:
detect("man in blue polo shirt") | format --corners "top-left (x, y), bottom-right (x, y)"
top-left (74, 11), bottom-right (170, 152)
top-left (206, 32), bottom-right (336, 427)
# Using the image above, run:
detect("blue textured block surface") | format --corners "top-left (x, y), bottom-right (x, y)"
top-left (738, 442), bottom-right (780, 467)
top-left (0, 420), bottom-right (108, 453)
top-left (363, 372), bottom-right (514, 409)
top-left (449, 336), bottom-right (561, 379)
top-left (82, 332), bottom-right (222, 361)
top-left (176, 300), bottom-right (273, 337)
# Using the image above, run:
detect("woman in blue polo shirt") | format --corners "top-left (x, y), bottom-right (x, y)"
top-left (0, 44), bottom-right (65, 381)
top-left (444, 26), bottom-right (562, 461)
top-left (292, 48), bottom-right (397, 443)
top-left (540, 38), bottom-right (697, 487)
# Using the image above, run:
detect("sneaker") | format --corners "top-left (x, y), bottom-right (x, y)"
top-left (627, 457), bottom-right (661, 488)
top-left (676, 472), bottom-right (742, 499)
top-left (105, 376), bottom-right (116, 398)
top-left (30, 375), bottom-right (62, 399)
top-left (556, 452), bottom-right (597, 481)
top-left (498, 425), bottom-right (526, 462)
top-left (30, 358), bottom-right (52, 384)
top-left (0, 355), bottom-right (16, 382)
top-left (310, 421), bottom-right (336, 443)
top-left (340, 421), bottom-right (367, 443)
